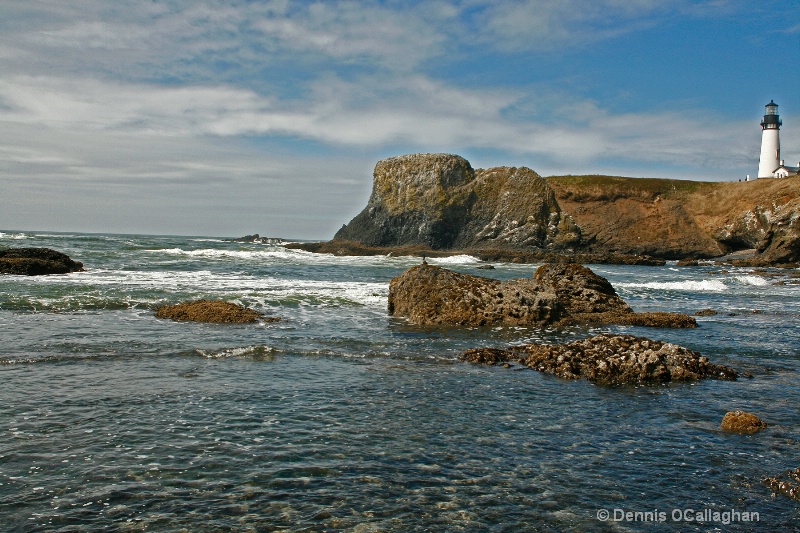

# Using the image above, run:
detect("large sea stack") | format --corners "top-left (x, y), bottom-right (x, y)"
top-left (334, 153), bottom-right (581, 251)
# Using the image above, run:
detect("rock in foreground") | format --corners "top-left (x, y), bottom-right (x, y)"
top-left (460, 334), bottom-right (738, 385)
top-left (764, 467), bottom-right (800, 501)
top-left (720, 410), bottom-right (767, 433)
top-left (388, 262), bottom-right (695, 328)
top-left (0, 247), bottom-right (84, 275)
top-left (155, 300), bottom-right (279, 324)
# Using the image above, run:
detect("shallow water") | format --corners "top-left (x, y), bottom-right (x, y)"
top-left (1, 231), bottom-right (799, 531)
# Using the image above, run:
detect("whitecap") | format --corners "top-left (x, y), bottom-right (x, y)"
top-left (0, 232), bottom-right (30, 240)
top-left (617, 279), bottom-right (727, 292)
top-left (731, 275), bottom-right (770, 287)
top-left (428, 255), bottom-right (481, 265)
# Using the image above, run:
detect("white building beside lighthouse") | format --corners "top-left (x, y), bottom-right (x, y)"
top-left (758, 100), bottom-right (782, 178)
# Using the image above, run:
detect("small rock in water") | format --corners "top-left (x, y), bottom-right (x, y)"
top-left (155, 299), bottom-right (280, 324)
top-left (695, 309), bottom-right (718, 316)
top-left (720, 410), bottom-right (767, 434)
top-left (0, 247), bottom-right (84, 275)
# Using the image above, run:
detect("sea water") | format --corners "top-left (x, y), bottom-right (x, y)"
top-left (1, 231), bottom-right (799, 532)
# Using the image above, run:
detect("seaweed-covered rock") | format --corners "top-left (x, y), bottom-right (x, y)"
top-left (720, 410), bottom-right (767, 433)
top-left (0, 248), bottom-right (84, 275)
top-left (388, 262), bottom-right (696, 328)
top-left (460, 334), bottom-right (737, 385)
top-left (155, 300), bottom-right (279, 324)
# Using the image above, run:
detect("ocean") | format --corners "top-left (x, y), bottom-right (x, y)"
top-left (1, 231), bottom-right (799, 532)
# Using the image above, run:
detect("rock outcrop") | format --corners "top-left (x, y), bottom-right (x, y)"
top-left (0, 247), bottom-right (84, 275)
top-left (388, 262), bottom-right (695, 328)
top-left (155, 300), bottom-right (279, 324)
top-left (720, 410), bottom-right (767, 433)
top-left (549, 174), bottom-right (800, 263)
top-left (764, 467), bottom-right (800, 501)
top-left (460, 333), bottom-right (738, 385)
top-left (334, 154), bottom-right (580, 251)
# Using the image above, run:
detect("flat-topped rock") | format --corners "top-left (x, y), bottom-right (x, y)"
top-left (0, 247), bottom-right (84, 275)
top-left (388, 262), bottom-right (696, 328)
top-left (155, 299), bottom-right (279, 324)
top-left (461, 334), bottom-right (738, 385)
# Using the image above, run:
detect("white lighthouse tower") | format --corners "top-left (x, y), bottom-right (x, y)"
top-left (758, 100), bottom-right (781, 178)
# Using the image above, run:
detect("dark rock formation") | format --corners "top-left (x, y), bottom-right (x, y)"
top-left (460, 334), bottom-right (737, 385)
top-left (155, 300), bottom-right (279, 324)
top-left (0, 248), bottom-right (84, 275)
top-left (232, 234), bottom-right (286, 244)
top-left (764, 467), bottom-right (800, 501)
top-left (388, 262), bottom-right (695, 328)
top-left (695, 309), bottom-right (718, 316)
top-left (334, 153), bottom-right (580, 251)
top-left (720, 410), bottom-right (767, 433)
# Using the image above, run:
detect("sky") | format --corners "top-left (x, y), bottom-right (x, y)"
top-left (1, 1), bottom-right (799, 239)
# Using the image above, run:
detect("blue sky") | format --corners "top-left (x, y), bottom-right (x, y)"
top-left (1, 0), bottom-right (799, 238)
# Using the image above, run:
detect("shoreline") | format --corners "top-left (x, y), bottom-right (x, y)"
top-left (285, 240), bottom-right (800, 268)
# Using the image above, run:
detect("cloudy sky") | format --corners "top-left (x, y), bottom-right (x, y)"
top-left (1, 1), bottom-right (799, 238)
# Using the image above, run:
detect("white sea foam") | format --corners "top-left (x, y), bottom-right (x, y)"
top-left (196, 345), bottom-right (277, 359)
top-left (617, 279), bottom-right (728, 292)
top-left (0, 232), bottom-right (30, 240)
top-left (731, 275), bottom-right (770, 287)
top-left (29, 267), bottom-right (388, 308)
top-left (428, 255), bottom-right (481, 265)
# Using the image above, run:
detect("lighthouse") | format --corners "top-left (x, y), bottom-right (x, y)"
top-left (758, 100), bottom-right (781, 178)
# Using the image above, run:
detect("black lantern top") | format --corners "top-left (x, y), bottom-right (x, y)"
top-left (761, 100), bottom-right (782, 129)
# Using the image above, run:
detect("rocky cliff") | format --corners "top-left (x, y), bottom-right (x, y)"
top-left (329, 154), bottom-right (800, 264)
top-left (548, 174), bottom-right (800, 263)
top-left (334, 153), bottom-right (580, 250)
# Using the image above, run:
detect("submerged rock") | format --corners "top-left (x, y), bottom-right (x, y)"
top-left (388, 262), bottom-right (696, 328)
top-left (764, 466), bottom-right (800, 501)
top-left (720, 410), bottom-right (767, 433)
top-left (0, 247), bottom-right (84, 275)
top-left (461, 334), bottom-right (738, 385)
top-left (155, 300), bottom-right (279, 324)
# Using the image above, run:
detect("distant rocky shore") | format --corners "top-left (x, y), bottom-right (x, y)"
top-left (293, 153), bottom-right (800, 267)
top-left (0, 247), bottom-right (83, 275)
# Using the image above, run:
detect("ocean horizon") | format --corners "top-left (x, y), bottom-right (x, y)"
top-left (1, 229), bottom-right (799, 531)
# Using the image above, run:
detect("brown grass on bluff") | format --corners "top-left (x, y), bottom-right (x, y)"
top-left (155, 299), bottom-right (278, 324)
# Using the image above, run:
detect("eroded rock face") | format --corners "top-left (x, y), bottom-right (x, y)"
top-left (720, 410), bottom-right (767, 433)
top-left (334, 154), bottom-right (580, 250)
top-left (460, 334), bottom-right (737, 385)
top-left (155, 300), bottom-right (279, 324)
top-left (388, 262), bottom-right (695, 328)
top-left (0, 248), bottom-right (84, 275)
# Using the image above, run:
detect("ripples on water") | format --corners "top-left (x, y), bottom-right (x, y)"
top-left (1, 231), bottom-right (799, 531)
